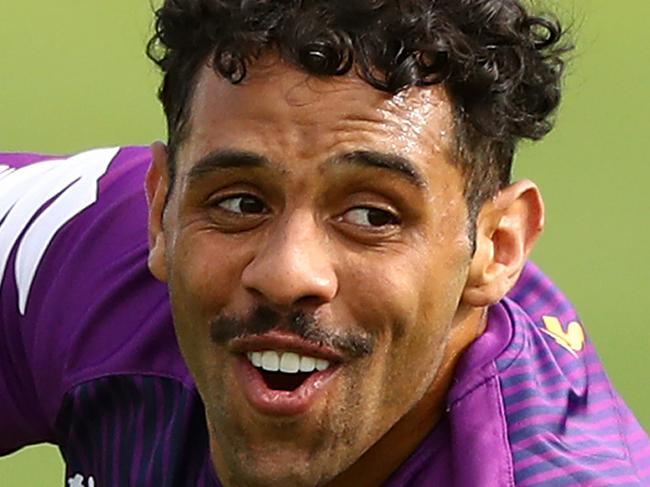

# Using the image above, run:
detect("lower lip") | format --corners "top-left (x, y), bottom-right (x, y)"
top-left (233, 356), bottom-right (339, 416)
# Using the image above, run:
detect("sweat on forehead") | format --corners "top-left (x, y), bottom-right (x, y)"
top-left (178, 59), bottom-right (455, 168)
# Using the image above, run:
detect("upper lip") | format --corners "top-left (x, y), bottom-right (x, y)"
top-left (228, 330), bottom-right (345, 363)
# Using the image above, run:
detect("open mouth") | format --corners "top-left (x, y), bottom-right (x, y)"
top-left (230, 331), bottom-right (344, 416)
top-left (247, 350), bottom-right (331, 392)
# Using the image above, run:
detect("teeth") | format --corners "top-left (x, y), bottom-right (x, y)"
top-left (316, 359), bottom-right (329, 371)
top-left (261, 351), bottom-right (280, 371)
top-left (279, 352), bottom-right (300, 373)
top-left (299, 356), bottom-right (316, 372)
top-left (251, 352), bottom-right (262, 367)
top-left (247, 350), bottom-right (330, 373)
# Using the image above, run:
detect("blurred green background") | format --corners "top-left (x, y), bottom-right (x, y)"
top-left (0, 0), bottom-right (648, 484)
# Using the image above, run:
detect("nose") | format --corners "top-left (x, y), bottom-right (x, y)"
top-left (241, 211), bottom-right (338, 308)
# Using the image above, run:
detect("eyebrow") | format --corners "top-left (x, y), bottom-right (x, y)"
top-left (186, 149), bottom-right (281, 184)
top-left (185, 148), bottom-right (427, 189)
top-left (325, 151), bottom-right (427, 189)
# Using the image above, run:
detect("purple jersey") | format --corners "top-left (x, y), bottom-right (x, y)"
top-left (1, 147), bottom-right (649, 486)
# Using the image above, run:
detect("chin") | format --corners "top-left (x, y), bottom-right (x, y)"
top-left (217, 452), bottom-right (337, 487)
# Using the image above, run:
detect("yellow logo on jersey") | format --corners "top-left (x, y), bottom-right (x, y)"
top-left (541, 316), bottom-right (585, 357)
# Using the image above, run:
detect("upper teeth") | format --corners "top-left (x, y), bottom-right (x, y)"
top-left (247, 350), bottom-right (330, 373)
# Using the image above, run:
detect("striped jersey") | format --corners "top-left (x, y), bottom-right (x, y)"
top-left (1, 147), bottom-right (649, 486)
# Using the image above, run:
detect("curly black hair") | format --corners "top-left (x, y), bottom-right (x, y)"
top-left (147, 0), bottom-right (571, 220)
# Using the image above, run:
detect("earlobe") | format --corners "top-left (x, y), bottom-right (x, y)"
top-left (145, 141), bottom-right (171, 283)
top-left (462, 180), bottom-right (544, 307)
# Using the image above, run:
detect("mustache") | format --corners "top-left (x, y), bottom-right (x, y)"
top-left (210, 305), bottom-right (375, 359)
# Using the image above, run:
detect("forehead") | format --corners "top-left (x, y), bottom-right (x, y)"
top-left (180, 57), bottom-right (455, 177)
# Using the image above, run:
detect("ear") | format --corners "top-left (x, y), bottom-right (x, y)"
top-left (462, 180), bottom-right (544, 307)
top-left (145, 141), bottom-right (171, 282)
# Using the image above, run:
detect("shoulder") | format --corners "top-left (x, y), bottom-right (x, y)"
top-left (442, 262), bottom-right (650, 486)
top-left (496, 263), bottom-right (650, 485)
top-left (0, 147), bottom-right (191, 441)
top-left (0, 146), bottom-right (151, 318)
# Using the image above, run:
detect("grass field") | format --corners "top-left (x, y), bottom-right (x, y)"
top-left (0, 1), bottom-right (648, 484)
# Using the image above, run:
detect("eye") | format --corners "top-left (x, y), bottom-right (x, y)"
top-left (340, 207), bottom-right (400, 228)
top-left (216, 194), bottom-right (267, 215)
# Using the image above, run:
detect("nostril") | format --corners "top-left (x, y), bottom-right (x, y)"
top-left (293, 295), bottom-right (330, 309)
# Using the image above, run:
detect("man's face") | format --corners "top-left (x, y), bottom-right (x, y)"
top-left (156, 59), bottom-right (477, 486)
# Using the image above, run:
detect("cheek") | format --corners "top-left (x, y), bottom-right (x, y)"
top-left (169, 230), bottom-right (245, 312)
top-left (340, 220), bottom-right (468, 343)
top-left (339, 221), bottom-right (470, 403)
top-left (340, 252), bottom-right (415, 344)
top-left (166, 230), bottom-right (248, 372)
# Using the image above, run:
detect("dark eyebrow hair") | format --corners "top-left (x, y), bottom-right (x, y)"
top-left (185, 148), bottom-right (426, 189)
top-left (326, 151), bottom-right (427, 189)
top-left (186, 149), bottom-right (278, 184)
